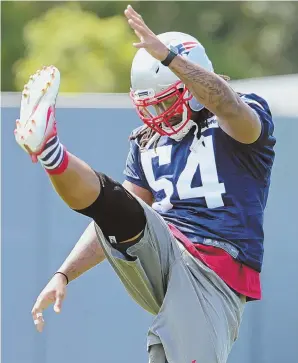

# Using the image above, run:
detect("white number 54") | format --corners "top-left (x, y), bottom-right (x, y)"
top-left (141, 135), bottom-right (226, 212)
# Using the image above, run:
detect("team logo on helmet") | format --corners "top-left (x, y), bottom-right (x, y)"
top-left (175, 41), bottom-right (198, 56)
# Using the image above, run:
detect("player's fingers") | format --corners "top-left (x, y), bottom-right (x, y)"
top-left (126, 5), bottom-right (143, 20)
top-left (125, 7), bottom-right (148, 30)
top-left (125, 11), bottom-right (143, 26)
top-left (127, 19), bottom-right (148, 37)
top-left (133, 42), bottom-right (147, 49)
top-left (128, 5), bottom-right (147, 26)
top-left (53, 291), bottom-right (64, 314)
top-left (134, 29), bottom-right (145, 42)
top-left (31, 304), bottom-right (45, 333)
top-left (133, 32), bottom-right (147, 49)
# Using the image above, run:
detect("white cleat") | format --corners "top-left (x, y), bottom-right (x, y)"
top-left (14, 65), bottom-right (60, 162)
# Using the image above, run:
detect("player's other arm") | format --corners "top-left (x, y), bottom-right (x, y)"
top-left (32, 181), bottom-right (152, 332)
top-left (169, 56), bottom-right (261, 144)
top-left (57, 221), bottom-right (105, 282)
top-left (31, 221), bottom-right (104, 332)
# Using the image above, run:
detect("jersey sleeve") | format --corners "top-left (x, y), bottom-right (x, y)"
top-left (239, 93), bottom-right (275, 148)
top-left (123, 138), bottom-right (151, 190)
top-left (218, 93), bottom-right (276, 180)
top-left (219, 93), bottom-right (275, 151)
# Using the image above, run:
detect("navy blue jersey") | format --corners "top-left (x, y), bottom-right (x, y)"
top-left (124, 94), bottom-right (276, 272)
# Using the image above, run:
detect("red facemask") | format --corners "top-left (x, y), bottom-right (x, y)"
top-left (130, 81), bottom-right (193, 136)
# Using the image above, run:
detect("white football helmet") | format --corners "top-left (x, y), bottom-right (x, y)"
top-left (130, 32), bottom-right (214, 140)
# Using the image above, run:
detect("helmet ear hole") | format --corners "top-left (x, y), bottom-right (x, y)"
top-left (155, 66), bottom-right (160, 74)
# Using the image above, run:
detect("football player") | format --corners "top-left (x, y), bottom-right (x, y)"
top-left (16, 5), bottom-right (275, 363)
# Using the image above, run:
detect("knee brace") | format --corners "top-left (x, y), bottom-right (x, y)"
top-left (75, 172), bottom-right (146, 245)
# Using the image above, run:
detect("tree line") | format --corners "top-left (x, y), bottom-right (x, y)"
top-left (2, 1), bottom-right (298, 92)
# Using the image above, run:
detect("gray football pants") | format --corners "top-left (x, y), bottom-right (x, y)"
top-left (94, 196), bottom-right (246, 363)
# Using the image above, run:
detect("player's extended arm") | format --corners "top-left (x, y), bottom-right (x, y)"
top-left (168, 57), bottom-right (261, 144)
top-left (124, 5), bottom-right (261, 144)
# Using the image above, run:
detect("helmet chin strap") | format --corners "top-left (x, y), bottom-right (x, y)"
top-left (162, 104), bottom-right (195, 141)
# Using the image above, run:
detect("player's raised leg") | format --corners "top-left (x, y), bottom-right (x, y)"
top-left (14, 66), bottom-right (100, 210)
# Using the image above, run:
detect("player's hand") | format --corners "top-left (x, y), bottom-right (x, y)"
top-left (124, 5), bottom-right (169, 61)
top-left (31, 273), bottom-right (67, 333)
